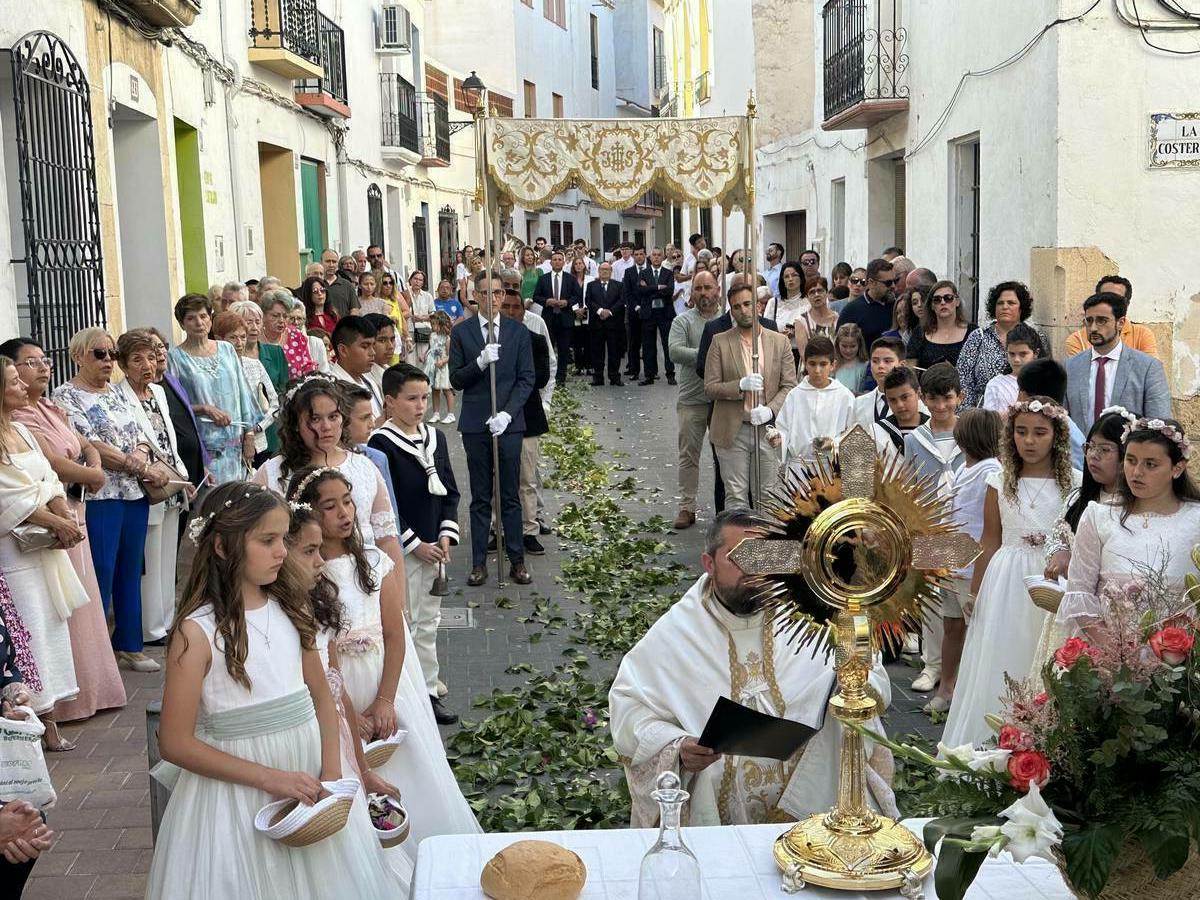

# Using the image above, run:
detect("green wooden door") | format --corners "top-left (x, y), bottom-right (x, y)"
top-left (173, 120), bottom-right (208, 294)
top-left (300, 159), bottom-right (324, 271)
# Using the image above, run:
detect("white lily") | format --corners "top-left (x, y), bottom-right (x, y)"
top-left (997, 783), bottom-right (1063, 863)
top-left (934, 742), bottom-right (1012, 778)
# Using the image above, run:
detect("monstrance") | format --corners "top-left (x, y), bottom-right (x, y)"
top-left (729, 426), bottom-right (980, 894)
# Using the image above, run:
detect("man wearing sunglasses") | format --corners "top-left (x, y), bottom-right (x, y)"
top-left (835, 257), bottom-right (899, 348)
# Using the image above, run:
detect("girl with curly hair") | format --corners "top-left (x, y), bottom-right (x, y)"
top-left (943, 397), bottom-right (1080, 746)
top-left (146, 482), bottom-right (397, 899)
top-left (287, 466), bottom-right (480, 855)
top-left (252, 377), bottom-right (404, 571)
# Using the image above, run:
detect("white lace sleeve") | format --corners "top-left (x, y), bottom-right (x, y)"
top-left (369, 466), bottom-right (398, 540)
top-left (1057, 503), bottom-right (1104, 626)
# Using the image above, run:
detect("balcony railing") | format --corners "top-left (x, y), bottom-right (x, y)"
top-left (122, 0), bottom-right (200, 28)
top-left (822, 0), bottom-right (908, 129)
top-left (294, 13), bottom-right (349, 116)
top-left (380, 73), bottom-right (419, 155)
top-left (417, 92), bottom-right (451, 166)
top-left (653, 53), bottom-right (668, 100)
top-left (248, 0), bottom-right (322, 79)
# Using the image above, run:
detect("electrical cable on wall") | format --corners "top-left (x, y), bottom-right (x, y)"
top-left (1129, 0), bottom-right (1200, 52)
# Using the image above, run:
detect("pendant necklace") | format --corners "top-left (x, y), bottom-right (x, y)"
top-left (1025, 477), bottom-right (1055, 511)
top-left (248, 602), bottom-right (272, 648)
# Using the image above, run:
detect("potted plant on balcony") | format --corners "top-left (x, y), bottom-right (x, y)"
top-left (870, 561), bottom-right (1200, 900)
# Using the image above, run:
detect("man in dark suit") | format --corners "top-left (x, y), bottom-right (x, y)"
top-left (585, 260), bottom-right (626, 386)
top-left (532, 249), bottom-right (582, 387)
top-left (449, 271), bottom-right (536, 585)
top-left (622, 246), bottom-right (648, 380)
top-left (500, 287), bottom-right (552, 556)
top-left (637, 247), bottom-right (677, 386)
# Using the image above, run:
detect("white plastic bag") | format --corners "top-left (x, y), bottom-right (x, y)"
top-left (0, 707), bottom-right (56, 808)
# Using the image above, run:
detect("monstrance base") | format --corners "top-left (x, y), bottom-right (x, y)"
top-left (773, 812), bottom-right (933, 891)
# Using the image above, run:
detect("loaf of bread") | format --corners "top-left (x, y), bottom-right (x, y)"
top-left (480, 840), bottom-right (586, 900)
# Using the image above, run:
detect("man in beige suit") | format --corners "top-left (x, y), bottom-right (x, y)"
top-left (704, 283), bottom-right (797, 507)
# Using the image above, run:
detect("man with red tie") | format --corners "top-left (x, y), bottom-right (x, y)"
top-left (533, 249), bottom-right (583, 387)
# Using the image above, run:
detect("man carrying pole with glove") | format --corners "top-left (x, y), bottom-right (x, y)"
top-left (703, 283), bottom-right (797, 507)
top-left (449, 270), bottom-right (536, 586)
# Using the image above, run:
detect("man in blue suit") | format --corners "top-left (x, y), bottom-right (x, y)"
top-left (532, 249), bottom-right (583, 387)
top-left (449, 271), bottom-right (536, 585)
top-left (1065, 291), bottom-right (1172, 433)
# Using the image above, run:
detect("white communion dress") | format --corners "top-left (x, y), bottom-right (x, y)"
top-left (944, 471), bottom-right (1080, 747)
top-left (145, 600), bottom-right (398, 900)
top-left (325, 550), bottom-right (481, 862)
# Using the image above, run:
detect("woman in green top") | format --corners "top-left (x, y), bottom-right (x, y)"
top-left (229, 299), bottom-right (287, 460)
top-left (519, 245), bottom-right (541, 300)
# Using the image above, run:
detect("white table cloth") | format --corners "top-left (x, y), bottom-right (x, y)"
top-left (409, 821), bottom-right (1072, 899)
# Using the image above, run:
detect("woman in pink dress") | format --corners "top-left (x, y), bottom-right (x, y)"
top-left (4, 338), bottom-right (127, 723)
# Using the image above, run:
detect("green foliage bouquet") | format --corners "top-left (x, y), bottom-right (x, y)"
top-left (873, 566), bottom-right (1200, 899)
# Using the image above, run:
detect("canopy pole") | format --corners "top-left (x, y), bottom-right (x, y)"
top-left (745, 93), bottom-right (761, 509)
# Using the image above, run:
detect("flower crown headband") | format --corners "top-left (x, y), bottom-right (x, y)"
top-left (186, 485), bottom-right (268, 544)
top-left (288, 466), bottom-right (340, 504)
top-left (1010, 398), bottom-right (1069, 423)
top-left (1121, 417), bottom-right (1192, 459)
top-left (283, 373), bottom-right (336, 407)
top-left (1099, 405), bottom-right (1138, 426)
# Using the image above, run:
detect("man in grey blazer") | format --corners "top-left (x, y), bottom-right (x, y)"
top-left (1065, 291), bottom-right (1171, 432)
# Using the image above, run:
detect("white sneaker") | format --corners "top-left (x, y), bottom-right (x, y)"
top-left (427, 413), bottom-right (443, 424)
top-left (442, 413), bottom-right (455, 424)
top-left (911, 670), bottom-right (940, 692)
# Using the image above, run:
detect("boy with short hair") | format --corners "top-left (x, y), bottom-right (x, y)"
top-left (873, 366), bottom-right (929, 460)
top-left (770, 335), bottom-right (854, 473)
top-left (1016, 358), bottom-right (1085, 468)
top-left (341, 383), bottom-right (400, 515)
top-left (982, 322), bottom-right (1040, 413)
top-left (369, 363), bottom-right (462, 725)
top-left (853, 337), bottom-right (926, 430)
top-left (902, 362), bottom-right (965, 694)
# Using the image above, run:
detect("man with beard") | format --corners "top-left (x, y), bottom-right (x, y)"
top-left (609, 509), bottom-right (895, 826)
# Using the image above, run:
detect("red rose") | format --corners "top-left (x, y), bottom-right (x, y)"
top-left (1033, 692), bottom-right (1049, 707)
top-left (1054, 637), bottom-right (1097, 669)
top-left (999, 725), bottom-right (1034, 752)
top-left (1149, 627), bottom-right (1195, 666)
top-left (1008, 750), bottom-right (1051, 792)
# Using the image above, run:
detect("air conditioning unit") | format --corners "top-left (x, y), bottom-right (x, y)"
top-left (375, 3), bottom-right (412, 54)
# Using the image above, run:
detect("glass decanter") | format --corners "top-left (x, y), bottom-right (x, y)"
top-left (638, 771), bottom-right (701, 900)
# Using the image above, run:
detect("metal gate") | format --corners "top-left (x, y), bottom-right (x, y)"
top-left (367, 183), bottom-right (384, 252)
top-left (7, 32), bottom-right (106, 383)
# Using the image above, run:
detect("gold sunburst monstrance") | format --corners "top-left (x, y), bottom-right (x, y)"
top-left (729, 426), bottom-right (981, 893)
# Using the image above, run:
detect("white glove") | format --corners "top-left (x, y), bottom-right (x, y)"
top-left (486, 411), bottom-right (512, 436)
top-left (476, 342), bottom-right (501, 369)
top-left (749, 405), bottom-right (773, 426)
top-left (738, 373), bottom-right (764, 392)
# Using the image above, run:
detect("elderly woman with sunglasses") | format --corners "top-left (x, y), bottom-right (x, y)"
top-left (51, 328), bottom-right (162, 674)
top-left (957, 280), bottom-right (1053, 407)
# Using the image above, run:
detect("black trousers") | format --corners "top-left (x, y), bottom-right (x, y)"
top-left (571, 325), bottom-right (591, 373)
top-left (626, 315), bottom-right (642, 376)
top-left (546, 316), bottom-right (573, 384)
top-left (641, 314), bottom-right (674, 379)
top-left (711, 441), bottom-right (726, 513)
top-left (590, 324), bottom-right (623, 380)
top-left (463, 430), bottom-right (525, 567)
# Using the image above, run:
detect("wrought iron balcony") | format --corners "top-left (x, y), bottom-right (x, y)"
top-left (417, 93), bottom-right (451, 167)
top-left (822, 0), bottom-right (908, 130)
top-left (121, 0), bottom-right (200, 27)
top-left (248, 0), bottom-right (322, 80)
top-left (294, 13), bottom-right (349, 117)
top-left (624, 190), bottom-right (665, 218)
top-left (380, 74), bottom-right (420, 160)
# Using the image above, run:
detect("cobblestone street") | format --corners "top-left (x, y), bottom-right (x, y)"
top-left (27, 377), bottom-right (942, 899)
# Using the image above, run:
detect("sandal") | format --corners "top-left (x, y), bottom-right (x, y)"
top-left (42, 722), bottom-right (77, 753)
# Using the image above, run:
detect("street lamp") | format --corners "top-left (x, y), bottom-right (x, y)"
top-left (449, 70), bottom-right (486, 135)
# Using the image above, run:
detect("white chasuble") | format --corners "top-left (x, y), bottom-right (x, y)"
top-left (610, 575), bottom-right (897, 827)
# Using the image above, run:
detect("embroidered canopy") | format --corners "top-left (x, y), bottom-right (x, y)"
top-left (482, 115), bottom-right (751, 212)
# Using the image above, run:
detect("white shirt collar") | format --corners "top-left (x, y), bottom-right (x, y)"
top-left (1091, 340), bottom-right (1123, 363)
top-left (479, 316), bottom-right (501, 335)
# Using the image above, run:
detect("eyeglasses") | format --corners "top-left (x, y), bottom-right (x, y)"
top-left (876, 277), bottom-right (901, 287)
top-left (1083, 442), bottom-right (1118, 458)
top-left (91, 349), bottom-right (118, 361)
top-left (931, 294), bottom-right (957, 305)
top-left (849, 277), bottom-right (866, 286)
top-left (14, 357), bottom-right (49, 370)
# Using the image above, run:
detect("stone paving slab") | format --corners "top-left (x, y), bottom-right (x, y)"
top-left (26, 376), bottom-right (943, 898)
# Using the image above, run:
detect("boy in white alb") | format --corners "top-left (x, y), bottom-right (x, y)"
top-left (902, 362), bottom-right (965, 695)
top-left (769, 336), bottom-right (854, 474)
top-left (982, 322), bottom-right (1041, 414)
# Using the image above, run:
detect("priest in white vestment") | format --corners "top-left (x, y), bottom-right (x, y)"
top-left (610, 508), bottom-right (897, 827)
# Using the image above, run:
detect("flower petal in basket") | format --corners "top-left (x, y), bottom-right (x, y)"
top-left (367, 793), bottom-right (410, 849)
top-left (363, 730), bottom-right (408, 769)
top-left (254, 777), bottom-right (360, 848)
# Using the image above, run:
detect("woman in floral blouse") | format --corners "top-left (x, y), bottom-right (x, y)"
top-left (957, 281), bottom-right (1053, 408)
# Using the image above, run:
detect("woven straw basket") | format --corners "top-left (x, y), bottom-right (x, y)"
top-left (363, 730), bottom-right (407, 769)
top-left (1056, 846), bottom-right (1200, 899)
top-left (254, 778), bottom-right (359, 848)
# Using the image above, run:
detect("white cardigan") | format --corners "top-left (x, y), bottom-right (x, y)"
top-left (114, 380), bottom-right (189, 525)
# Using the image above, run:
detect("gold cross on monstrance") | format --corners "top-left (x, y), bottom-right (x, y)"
top-left (727, 425), bottom-right (980, 894)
